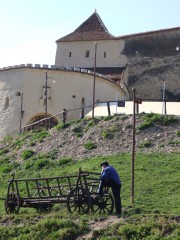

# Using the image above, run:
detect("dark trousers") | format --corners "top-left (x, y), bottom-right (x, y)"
top-left (98, 180), bottom-right (122, 214)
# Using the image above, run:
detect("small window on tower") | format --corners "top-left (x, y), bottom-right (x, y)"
top-left (85, 51), bottom-right (90, 58)
top-left (69, 52), bottom-right (72, 57)
top-left (104, 52), bottom-right (106, 58)
top-left (3, 96), bottom-right (9, 110)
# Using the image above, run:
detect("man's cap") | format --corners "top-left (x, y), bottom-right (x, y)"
top-left (100, 161), bottom-right (109, 167)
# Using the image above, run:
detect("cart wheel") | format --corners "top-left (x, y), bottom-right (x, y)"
top-left (5, 192), bottom-right (20, 214)
top-left (67, 187), bottom-right (92, 214)
top-left (92, 193), bottom-right (114, 214)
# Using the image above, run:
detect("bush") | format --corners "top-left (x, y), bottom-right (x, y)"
top-left (168, 140), bottom-right (180, 145)
top-left (87, 120), bottom-right (95, 127)
top-left (85, 119), bottom-right (100, 131)
top-left (72, 125), bottom-right (82, 133)
top-left (24, 160), bottom-right (34, 170)
top-left (139, 140), bottom-right (152, 148)
top-left (72, 125), bottom-right (83, 137)
top-left (177, 130), bottom-right (180, 137)
top-left (76, 133), bottom-right (83, 137)
top-left (104, 115), bottom-right (114, 121)
top-left (30, 130), bottom-right (50, 142)
top-left (9, 139), bottom-right (24, 149)
top-left (21, 150), bottom-right (35, 160)
top-left (84, 141), bottom-right (97, 150)
top-left (0, 157), bottom-right (10, 166)
top-left (0, 165), bottom-right (11, 173)
top-left (46, 149), bottom-right (58, 160)
top-left (139, 113), bottom-right (178, 130)
top-left (0, 148), bottom-right (9, 156)
top-left (57, 157), bottom-right (73, 166)
top-left (138, 121), bottom-right (153, 130)
top-left (162, 115), bottom-right (178, 125)
top-left (101, 126), bottom-right (117, 139)
top-left (56, 122), bottom-right (71, 130)
top-left (35, 159), bottom-right (50, 170)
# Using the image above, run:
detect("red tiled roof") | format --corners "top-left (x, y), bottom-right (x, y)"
top-left (56, 12), bottom-right (115, 42)
top-left (56, 12), bottom-right (180, 43)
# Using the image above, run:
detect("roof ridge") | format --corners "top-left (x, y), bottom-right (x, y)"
top-left (117, 26), bottom-right (180, 39)
top-left (56, 11), bottom-right (115, 42)
top-left (94, 11), bottom-right (108, 33)
top-left (74, 11), bottom-right (109, 33)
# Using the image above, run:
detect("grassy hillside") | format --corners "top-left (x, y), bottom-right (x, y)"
top-left (0, 114), bottom-right (179, 239)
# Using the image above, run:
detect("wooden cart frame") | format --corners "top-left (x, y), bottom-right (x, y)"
top-left (4, 168), bottom-right (114, 215)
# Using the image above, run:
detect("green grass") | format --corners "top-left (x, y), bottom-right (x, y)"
top-left (0, 114), bottom-right (179, 239)
top-left (138, 113), bottom-right (178, 130)
top-left (0, 152), bottom-right (179, 214)
top-left (84, 141), bottom-right (97, 150)
top-left (138, 139), bottom-right (152, 148)
top-left (101, 126), bottom-right (118, 139)
top-left (21, 150), bottom-right (35, 160)
top-left (0, 152), bottom-right (179, 239)
top-left (169, 140), bottom-right (180, 145)
top-left (177, 130), bottom-right (180, 137)
top-left (94, 216), bottom-right (180, 239)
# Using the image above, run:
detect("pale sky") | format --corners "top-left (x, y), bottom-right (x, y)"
top-left (0, 0), bottom-right (180, 68)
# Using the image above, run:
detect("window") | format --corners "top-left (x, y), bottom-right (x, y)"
top-left (3, 97), bottom-right (9, 110)
top-left (69, 52), bottom-right (71, 57)
top-left (104, 52), bottom-right (106, 58)
top-left (85, 51), bottom-right (90, 58)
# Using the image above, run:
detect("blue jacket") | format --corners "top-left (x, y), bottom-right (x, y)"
top-left (101, 166), bottom-right (121, 185)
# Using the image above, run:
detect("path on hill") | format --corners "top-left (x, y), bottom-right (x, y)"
top-left (76, 216), bottom-right (123, 240)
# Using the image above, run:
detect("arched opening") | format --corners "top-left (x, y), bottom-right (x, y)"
top-left (26, 114), bottom-right (59, 131)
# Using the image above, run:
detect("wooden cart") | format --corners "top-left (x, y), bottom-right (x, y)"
top-left (4, 169), bottom-right (114, 215)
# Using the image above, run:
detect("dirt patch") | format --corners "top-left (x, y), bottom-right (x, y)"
top-left (76, 216), bottom-right (123, 240)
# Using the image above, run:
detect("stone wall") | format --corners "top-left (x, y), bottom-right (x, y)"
top-left (55, 28), bottom-right (180, 101)
top-left (123, 29), bottom-right (180, 100)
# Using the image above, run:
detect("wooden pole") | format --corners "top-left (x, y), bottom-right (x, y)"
top-left (92, 42), bottom-right (97, 119)
top-left (19, 92), bottom-right (23, 133)
top-left (131, 88), bottom-right (136, 206)
top-left (45, 71), bottom-right (48, 130)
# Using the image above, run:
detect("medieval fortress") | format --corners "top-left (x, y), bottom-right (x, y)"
top-left (0, 12), bottom-right (180, 139)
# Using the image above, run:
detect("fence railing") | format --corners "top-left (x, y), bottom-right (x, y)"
top-left (21, 105), bottom-right (92, 132)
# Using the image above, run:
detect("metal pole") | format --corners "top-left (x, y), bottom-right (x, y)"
top-left (131, 88), bottom-right (136, 206)
top-left (45, 71), bottom-right (48, 130)
top-left (164, 81), bottom-right (167, 114)
top-left (107, 102), bottom-right (111, 116)
top-left (19, 92), bottom-right (23, 134)
top-left (92, 42), bottom-right (97, 119)
top-left (162, 81), bottom-right (166, 114)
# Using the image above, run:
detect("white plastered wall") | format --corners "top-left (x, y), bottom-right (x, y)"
top-left (0, 67), bottom-right (127, 139)
top-left (55, 39), bottom-right (127, 68)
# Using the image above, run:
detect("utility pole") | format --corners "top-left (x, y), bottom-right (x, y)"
top-left (45, 71), bottom-right (48, 130)
top-left (19, 92), bottom-right (23, 133)
top-left (162, 81), bottom-right (167, 114)
top-left (92, 42), bottom-right (97, 119)
top-left (131, 88), bottom-right (136, 206)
